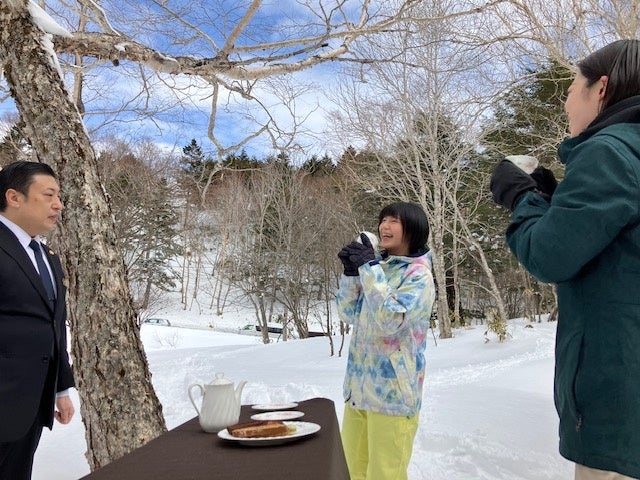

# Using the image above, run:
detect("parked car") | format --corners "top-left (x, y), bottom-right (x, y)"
top-left (142, 317), bottom-right (171, 327)
top-left (255, 323), bottom-right (283, 334)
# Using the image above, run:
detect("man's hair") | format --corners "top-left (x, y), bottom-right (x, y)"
top-left (378, 202), bottom-right (430, 254)
top-left (0, 161), bottom-right (57, 211)
top-left (578, 39), bottom-right (640, 111)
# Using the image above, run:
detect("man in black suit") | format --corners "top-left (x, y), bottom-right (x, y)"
top-left (0, 161), bottom-right (75, 479)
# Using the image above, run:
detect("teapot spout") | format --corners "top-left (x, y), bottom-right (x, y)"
top-left (235, 380), bottom-right (247, 404)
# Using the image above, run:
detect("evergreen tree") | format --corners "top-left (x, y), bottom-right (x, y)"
top-left (301, 154), bottom-right (335, 175)
top-left (482, 60), bottom-right (572, 165)
top-left (220, 148), bottom-right (262, 186)
top-left (476, 60), bottom-right (572, 319)
top-left (180, 138), bottom-right (218, 188)
top-left (98, 149), bottom-right (181, 311)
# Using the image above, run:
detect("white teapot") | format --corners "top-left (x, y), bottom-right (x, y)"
top-left (188, 373), bottom-right (247, 433)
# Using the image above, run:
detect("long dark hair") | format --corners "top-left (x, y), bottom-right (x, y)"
top-left (378, 202), bottom-right (429, 254)
top-left (578, 39), bottom-right (640, 111)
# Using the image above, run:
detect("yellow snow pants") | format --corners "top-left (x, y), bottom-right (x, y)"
top-left (341, 404), bottom-right (419, 480)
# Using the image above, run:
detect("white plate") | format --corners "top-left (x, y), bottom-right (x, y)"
top-left (250, 410), bottom-right (304, 421)
top-left (251, 402), bottom-right (298, 411)
top-left (217, 421), bottom-right (320, 446)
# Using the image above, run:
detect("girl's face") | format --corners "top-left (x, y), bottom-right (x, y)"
top-left (565, 72), bottom-right (607, 137)
top-left (378, 215), bottom-right (409, 256)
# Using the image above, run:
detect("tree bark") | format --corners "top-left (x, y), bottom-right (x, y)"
top-left (0, 1), bottom-right (166, 470)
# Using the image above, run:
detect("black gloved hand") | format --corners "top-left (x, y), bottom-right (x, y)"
top-left (338, 246), bottom-right (359, 276)
top-left (344, 233), bottom-right (376, 268)
top-left (530, 166), bottom-right (558, 200)
top-left (490, 159), bottom-right (537, 211)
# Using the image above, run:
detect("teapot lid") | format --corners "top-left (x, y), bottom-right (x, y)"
top-left (209, 372), bottom-right (232, 385)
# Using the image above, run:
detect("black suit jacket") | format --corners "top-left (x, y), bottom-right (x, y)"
top-left (0, 222), bottom-right (74, 442)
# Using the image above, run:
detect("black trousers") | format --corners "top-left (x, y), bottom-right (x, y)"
top-left (0, 362), bottom-right (53, 480)
top-left (0, 417), bottom-right (44, 480)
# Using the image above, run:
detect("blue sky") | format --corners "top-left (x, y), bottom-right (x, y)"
top-left (0, 0), bottom-right (358, 161)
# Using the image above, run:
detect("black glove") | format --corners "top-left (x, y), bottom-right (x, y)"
top-left (338, 247), bottom-right (359, 276)
top-left (490, 159), bottom-right (537, 211)
top-left (344, 233), bottom-right (376, 268)
top-left (530, 166), bottom-right (558, 199)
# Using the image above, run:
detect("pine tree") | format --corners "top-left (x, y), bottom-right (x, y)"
top-left (482, 60), bottom-right (572, 165)
top-left (180, 138), bottom-right (218, 190)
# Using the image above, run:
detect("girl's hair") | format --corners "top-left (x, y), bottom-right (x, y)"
top-left (578, 39), bottom-right (640, 111)
top-left (378, 202), bottom-right (429, 254)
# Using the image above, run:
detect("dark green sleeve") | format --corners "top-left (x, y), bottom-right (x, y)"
top-left (506, 137), bottom-right (640, 283)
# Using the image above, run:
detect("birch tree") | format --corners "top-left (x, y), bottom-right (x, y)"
top-left (328, 0), bottom-right (507, 338)
top-left (1, 0), bottom-right (447, 469)
top-left (471, 0), bottom-right (640, 325)
top-left (3, 0), bottom-right (629, 468)
top-left (330, 0), bottom-right (640, 334)
top-left (0, 2), bottom-right (165, 469)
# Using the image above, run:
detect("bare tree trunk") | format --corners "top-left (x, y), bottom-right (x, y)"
top-left (257, 295), bottom-right (270, 344)
top-left (474, 239), bottom-right (509, 327)
top-left (180, 200), bottom-right (192, 309)
top-left (181, 251), bottom-right (190, 308)
top-left (211, 233), bottom-right (230, 314)
top-left (322, 260), bottom-right (335, 356)
top-left (188, 253), bottom-right (202, 312)
top-left (430, 190), bottom-right (453, 338)
top-left (452, 241), bottom-right (462, 326)
top-left (453, 222), bottom-right (509, 331)
top-left (142, 249), bottom-right (152, 310)
top-left (0, 2), bottom-right (165, 470)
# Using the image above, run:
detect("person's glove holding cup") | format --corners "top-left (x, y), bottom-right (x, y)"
top-left (490, 155), bottom-right (558, 211)
top-left (337, 232), bottom-right (378, 276)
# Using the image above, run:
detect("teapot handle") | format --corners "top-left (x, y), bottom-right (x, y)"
top-left (188, 384), bottom-right (204, 415)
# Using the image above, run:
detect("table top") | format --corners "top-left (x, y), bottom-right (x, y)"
top-left (79, 397), bottom-right (349, 480)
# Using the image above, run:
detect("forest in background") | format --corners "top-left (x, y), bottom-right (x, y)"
top-left (85, 60), bottom-right (571, 349)
top-left (1, 0), bottom-right (634, 470)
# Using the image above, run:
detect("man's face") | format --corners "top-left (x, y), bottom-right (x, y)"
top-left (9, 174), bottom-right (63, 237)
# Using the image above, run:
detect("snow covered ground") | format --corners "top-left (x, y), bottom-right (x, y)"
top-left (32, 307), bottom-right (573, 479)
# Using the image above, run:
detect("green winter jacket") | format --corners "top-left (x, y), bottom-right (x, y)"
top-left (506, 96), bottom-right (640, 478)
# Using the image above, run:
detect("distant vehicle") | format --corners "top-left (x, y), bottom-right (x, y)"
top-left (142, 318), bottom-right (171, 327)
top-left (254, 324), bottom-right (326, 337)
top-left (255, 324), bottom-right (282, 334)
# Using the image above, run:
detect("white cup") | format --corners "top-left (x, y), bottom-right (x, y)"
top-left (505, 155), bottom-right (539, 174)
top-left (356, 231), bottom-right (379, 252)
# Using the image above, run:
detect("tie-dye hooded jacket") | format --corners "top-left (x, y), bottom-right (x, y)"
top-left (336, 250), bottom-right (435, 417)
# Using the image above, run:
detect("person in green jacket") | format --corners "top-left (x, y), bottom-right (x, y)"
top-left (490, 39), bottom-right (640, 480)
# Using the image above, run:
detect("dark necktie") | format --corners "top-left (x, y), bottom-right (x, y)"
top-left (29, 239), bottom-right (56, 306)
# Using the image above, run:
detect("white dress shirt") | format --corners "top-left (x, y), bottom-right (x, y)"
top-left (0, 214), bottom-right (56, 292)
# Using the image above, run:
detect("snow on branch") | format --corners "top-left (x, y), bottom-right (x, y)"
top-left (28, 0), bottom-right (71, 37)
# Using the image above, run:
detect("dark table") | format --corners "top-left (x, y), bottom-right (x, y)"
top-left (79, 397), bottom-right (349, 479)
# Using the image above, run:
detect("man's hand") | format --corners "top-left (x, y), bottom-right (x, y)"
top-left (54, 395), bottom-right (75, 424)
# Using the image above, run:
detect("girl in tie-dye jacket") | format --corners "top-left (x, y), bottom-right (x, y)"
top-left (337, 202), bottom-right (435, 480)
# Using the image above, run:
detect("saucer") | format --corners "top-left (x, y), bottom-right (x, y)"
top-left (250, 410), bottom-right (304, 421)
top-left (251, 402), bottom-right (298, 411)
